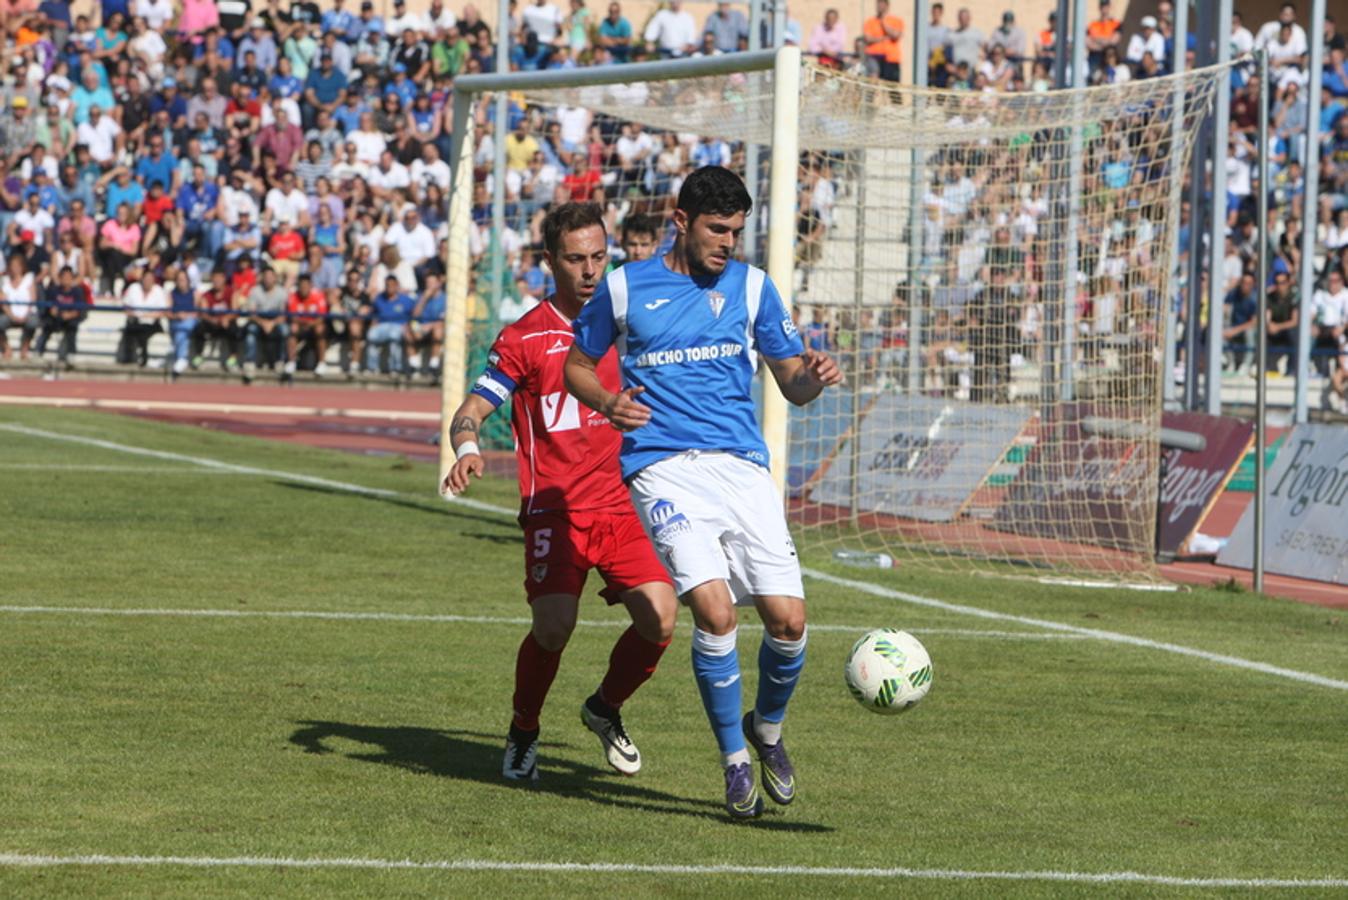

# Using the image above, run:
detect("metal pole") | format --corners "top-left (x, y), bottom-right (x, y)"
top-left (850, 156), bottom-right (867, 526)
top-left (771, 0), bottom-right (785, 48)
top-left (439, 92), bottom-right (477, 490)
top-left (1183, 9), bottom-right (1214, 409)
top-left (1254, 49), bottom-right (1269, 594)
top-left (1053, 0), bottom-right (1070, 88)
top-left (490, 0), bottom-right (509, 321)
top-left (1204, 0), bottom-right (1232, 415)
top-left (763, 44), bottom-right (802, 494)
top-left (906, 0), bottom-right (928, 392)
top-left (1161, 0), bottom-right (1189, 407)
top-left (744, 0), bottom-right (763, 264)
top-left (456, 48), bottom-right (779, 91)
top-left (1293, 0), bottom-right (1326, 423)
top-left (1059, 0), bottom-right (1086, 401)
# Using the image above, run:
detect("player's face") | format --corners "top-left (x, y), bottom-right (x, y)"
top-left (680, 210), bottom-right (744, 276)
top-left (547, 224), bottom-right (608, 304)
top-left (622, 230), bottom-right (657, 262)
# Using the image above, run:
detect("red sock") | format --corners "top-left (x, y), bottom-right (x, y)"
top-left (511, 632), bottom-right (563, 731)
top-left (598, 626), bottom-right (670, 709)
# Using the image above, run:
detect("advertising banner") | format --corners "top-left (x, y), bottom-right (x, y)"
top-left (808, 394), bottom-right (1030, 523)
top-left (992, 403), bottom-right (1154, 554)
top-left (1217, 424), bottom-right (1348, 585)
top-left (1156, 412), bottom-right (1255, 556)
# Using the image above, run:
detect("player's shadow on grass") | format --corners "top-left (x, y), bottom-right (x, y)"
top-left (275, 482), bottom-right (517, 533)
top-left (289, 720), bottom-right (831, 831)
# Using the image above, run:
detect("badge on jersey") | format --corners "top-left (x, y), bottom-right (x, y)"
top-left (707, 290), bottom-right (726, 319)
top-left (532, 563), bottom-right (548, 583)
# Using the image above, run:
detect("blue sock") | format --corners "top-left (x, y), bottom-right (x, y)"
top-left (691, 627), bottom-right (746, 763)
top-left (755, 629), bottom-right (807, 735)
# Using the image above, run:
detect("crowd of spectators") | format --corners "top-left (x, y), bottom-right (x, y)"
top-left (0, 0), bottom-right (1343, 409)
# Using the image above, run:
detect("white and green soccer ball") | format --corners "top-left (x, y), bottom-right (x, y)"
top-left (844, 629), bottom-right (933, 715)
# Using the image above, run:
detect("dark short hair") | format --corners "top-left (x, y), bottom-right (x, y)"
top-left (621, 212), bottom-right (659, 242)
top-left (542, 202), bottom-right (606, 258)
top-left (676, 166), bottom-right (751, 223)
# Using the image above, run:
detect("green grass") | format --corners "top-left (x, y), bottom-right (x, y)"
top-left (1, 407), bottom-right (1346, 897)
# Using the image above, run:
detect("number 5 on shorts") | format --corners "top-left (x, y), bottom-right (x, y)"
top-left (533, 528), bottom-right (552, 559)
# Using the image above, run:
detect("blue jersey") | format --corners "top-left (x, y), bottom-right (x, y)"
top-left (572, 256), bottom-right (803, 479)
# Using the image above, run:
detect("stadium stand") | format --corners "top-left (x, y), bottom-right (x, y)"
top-left (0, 0), bottom-right (1342, 409)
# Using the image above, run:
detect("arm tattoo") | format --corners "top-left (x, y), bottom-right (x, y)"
top-left (450, 416), bottom-right (479, 438)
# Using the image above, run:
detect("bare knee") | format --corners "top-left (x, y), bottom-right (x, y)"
top-left (625, 582), bottom-right (678, 644)
top-left (531, 595), bottom-right (578, 651)
top-left (759, 596), bottom-right (806, 641)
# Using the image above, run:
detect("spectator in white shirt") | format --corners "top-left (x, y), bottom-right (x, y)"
top-left (644, 0), bottom-right (697, 57)
top-left (1253, 3), bottom-right (1307, 55)
top-left (1230, 11), bottom-right (1255, 56)
top-left (368, 151), bottom-right (413, 201)
top-left (348, 112), bottom-right (388, 165)
top-left (521, 0), bottom-right (565, 44)
top-left (265, 172), bottom-right (311, 229)
top-left (410, 143), bottom-right (451, 191)
top-left (386, 0), bottom-right (429, 35)
top-left (135, 0), bottom-right (175, 31)
top-left (1126, 16), bottom-right (1166, 67)
top-left (76, 105), bottom-right (122, 165)
top-left (384, 205), bottom-right (437, 270)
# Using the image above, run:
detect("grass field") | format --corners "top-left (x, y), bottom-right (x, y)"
top-left (1, 406), bottom-right (1346, 897)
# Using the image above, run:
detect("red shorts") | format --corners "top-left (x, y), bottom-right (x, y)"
top-left (521, 508), bottom-right (671, 604)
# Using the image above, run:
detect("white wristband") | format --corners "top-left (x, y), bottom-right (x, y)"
top-left (455, 441), bottom-right (481, 459)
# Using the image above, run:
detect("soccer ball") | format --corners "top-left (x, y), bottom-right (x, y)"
top-left (844, 629), bottom-right (933, 715)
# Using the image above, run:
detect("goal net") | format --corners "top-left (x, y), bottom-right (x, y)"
top-left (443, 53), bottom-right (1227, 584)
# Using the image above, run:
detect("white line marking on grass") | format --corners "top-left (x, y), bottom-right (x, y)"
top-left (0, 606), bottom-right (1084, 640)
top-left (0, 463), bottom-right (244, 474)
top-left (0, 394), bottom-right (440, 422)
top-left (803, 568), bottom-right (1348, 692)
top-left (0, 853), bottom-right (1344, 888)
top-left (6, 424), bottom-right (1345, 691)
top-left (0, 423), bottom-right (505, 518)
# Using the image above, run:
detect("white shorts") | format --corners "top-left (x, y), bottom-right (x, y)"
top-left (628, 451), bottom-right (804, 603)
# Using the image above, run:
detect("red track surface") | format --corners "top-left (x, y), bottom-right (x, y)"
top-left (4, 376), bottom-right (1344, 607)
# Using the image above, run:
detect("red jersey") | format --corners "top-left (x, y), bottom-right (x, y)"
top-left (288, 289), bottom-right (328, 318)
top-left (270, 230), bottom-right (306, 261)
top-left (472, 298), bottom-right (628, 517)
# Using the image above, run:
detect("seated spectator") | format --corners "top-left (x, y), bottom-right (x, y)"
top-left (0, 252), bottom-right (41, 361)
top-left (335, 267), bottom-right (372, 374)
top-left (167, 268), bottom-right (199, 376)
top-left (242, 266), bottom-right (291, 383)
top-left (407, 275), bottom-right (445, 378)
top-left (1265, 269), bottom-right (1300, 374)
top-left (286, 271), bottom-right (330, 377)
top-left (366, 273), bottom-right (415, 374)
top-left (1222, 271), bottom-right (1259, 372)
top-left (267, 219), bottom-right (307, 288)
top-left (1125, 16), bottom-right (1165, 70)
top-left (383, 203), bottom-right (437, 275)
top-left (1312, 268), bottom-right (1348, 382)
top-left (222, 207), bottom-right (263, 273)
top-left (195, 269), bottom-right (241, 371)
top-left (97, 202), bottom-right (142, 293)
top-left (119, 264), bottom-right (169, 367)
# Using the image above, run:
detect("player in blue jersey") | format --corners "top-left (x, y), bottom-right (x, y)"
top-left (564, 166), bottom-right (842, 819)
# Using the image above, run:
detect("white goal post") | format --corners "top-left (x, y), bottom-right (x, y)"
top-left (437, 46), bottom-right (803, 495)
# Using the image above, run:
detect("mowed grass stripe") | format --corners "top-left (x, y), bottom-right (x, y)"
top-left (1, 853), bottom-right (1345, 888)
top-left (4, 420), bottom-right (1344, 692)
top-left (0, 604), bottom-right (1088, 640)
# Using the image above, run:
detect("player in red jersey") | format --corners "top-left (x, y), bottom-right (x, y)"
top-left (443, 202), bottom-right (677, 782)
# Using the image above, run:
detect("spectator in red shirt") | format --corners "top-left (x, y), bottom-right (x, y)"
top-left (562, 154), bottom-right (600, 201)
top-left (286, 271), bottom-right (330, 376)
top-left (196, 269), bottom-right (242, 371)
top-left (267, 219), bottom-right (307, 288)
top-left (230, 255), bottom-right (258, 300)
